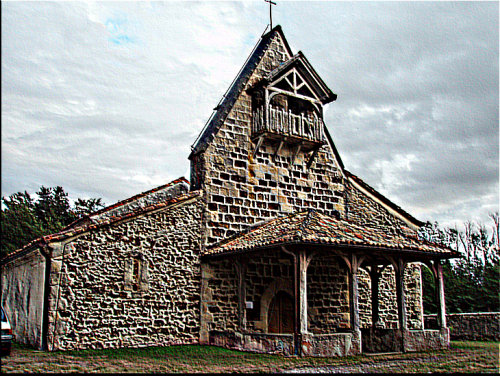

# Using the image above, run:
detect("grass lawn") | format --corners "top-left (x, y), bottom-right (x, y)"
top-left (1, 340), bottom-right (498, 373)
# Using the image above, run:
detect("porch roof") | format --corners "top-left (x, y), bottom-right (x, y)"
top-left (204, 210), bottom-right (459, 259)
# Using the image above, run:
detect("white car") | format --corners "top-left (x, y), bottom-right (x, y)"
top-left (1, 306), bottom-right (13, 356)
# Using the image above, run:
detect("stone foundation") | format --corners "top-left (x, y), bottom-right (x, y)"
top-left (209, 330), bottom-right (362, 357)
top-left (301, 331), bottom-right (361, 357)
top-left (209, 330), bottom-right (295, 356)
top-left (362, 328), bottom-right (449, 353)
top-left (405, 328), bottom-right (450, 352)
top-left (362, 328), bottom-right (403, 353)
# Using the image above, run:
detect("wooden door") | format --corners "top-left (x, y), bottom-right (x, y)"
top-left (268, 291), bottom-right (294, 334)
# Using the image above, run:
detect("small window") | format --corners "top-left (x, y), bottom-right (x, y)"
top-left (132, 257), bottom-right (141, 291)
top-left (124, 252), bottom-right (149, 292)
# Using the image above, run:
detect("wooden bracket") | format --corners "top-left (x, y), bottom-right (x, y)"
top-left (306, 148), bottom-right (319, 170)
top-left (253, 136), bottom-right (264, 159)
top-left (273, 139), bottom-right (285, 162)
top-left (290, 142), bottom-right (303, 166)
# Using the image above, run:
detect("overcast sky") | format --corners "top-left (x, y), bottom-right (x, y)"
top-left (2, 1), bottom-right (498, 231)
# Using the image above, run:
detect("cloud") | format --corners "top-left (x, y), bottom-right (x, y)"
top-left (1, 1), bottom-right (498, 231)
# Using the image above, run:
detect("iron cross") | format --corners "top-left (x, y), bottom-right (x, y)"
top-left (264, 0), bottom-right (277, 30)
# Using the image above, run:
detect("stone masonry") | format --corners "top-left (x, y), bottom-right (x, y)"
top-left (45, 196), bottom-right (204, 351)
top-left (191, 31), bottom-right (345, 248)
top-left (425, 312), bottom-right (500, 341)
top-left (358, 263), bottom-right (424, 330)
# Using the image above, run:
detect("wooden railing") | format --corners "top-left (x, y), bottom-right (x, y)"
top-left (252, 105), bottom-right (325, 143)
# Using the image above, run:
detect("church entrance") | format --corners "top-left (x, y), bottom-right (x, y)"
top-left (268, 291), bottom-right (294, 334)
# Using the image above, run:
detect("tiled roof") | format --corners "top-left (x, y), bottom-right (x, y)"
top-left (345, 170), bottom-right (424, 228)
top-left (2, 190), bottom-right (202, 264)
top-left (205, 210), bottom-right (457, 258)
top-left (63, 177), bottom-right (190, 230)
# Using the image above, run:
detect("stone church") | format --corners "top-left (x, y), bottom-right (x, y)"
top-left (1, 26), bottom-right (458, 357)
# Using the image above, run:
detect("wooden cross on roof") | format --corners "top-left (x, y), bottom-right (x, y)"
top-left (264, 0), bottom-right (277, 30)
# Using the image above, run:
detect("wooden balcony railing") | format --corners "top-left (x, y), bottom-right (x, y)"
top-left (252, 105), bottom-right (325, 144)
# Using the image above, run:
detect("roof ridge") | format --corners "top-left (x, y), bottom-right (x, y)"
top-left (89, 177), bottom-right (189, 218)
top-left (297, 209), bottom-right (316, 241)
top-left (60, 177), bottom-right (190, 232)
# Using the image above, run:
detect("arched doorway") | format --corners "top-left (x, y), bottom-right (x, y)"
top-left (268, 291), bottom-right (294, 334)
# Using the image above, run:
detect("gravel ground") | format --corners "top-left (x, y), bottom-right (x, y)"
top-left (283, 358), bottom-right (437, 373)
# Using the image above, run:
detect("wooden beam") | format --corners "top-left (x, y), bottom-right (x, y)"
top-left (282, 246), bottom-right (300, 356)
top-left (253, 136), bottom-right (264, 159)
top-left (433, 260), bottom-right (447, 329)
top-left (290, 142), bottom-right (303, 165)
top-left (273, 139), bottom-right (285, 162)
top-left (306, 148), bottom-right (319, 170)
top-left (348, 253), bottom-right (361, 332)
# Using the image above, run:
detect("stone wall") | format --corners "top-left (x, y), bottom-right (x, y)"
top-left (307, 255), bottom-right (350, 333)
top-left (1, 249), bottom-right (47, 350)
top-left (424, 312), bottom-right (500, 341)
top-left (346, 180), bottom-right (418, 238)
top-left (45, 197), bottom-right (204, 351)
top-left (201, 259), bottom-right (239, 337)
top-left (358, 263), bottom-right (424, 330)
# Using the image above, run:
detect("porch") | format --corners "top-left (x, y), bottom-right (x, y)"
top-left (200, 211), bottom-right (457, 357)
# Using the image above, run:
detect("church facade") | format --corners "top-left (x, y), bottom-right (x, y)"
top-left (1, 26), bottom-right (458, 356)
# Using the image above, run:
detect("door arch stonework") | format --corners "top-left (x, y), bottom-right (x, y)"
top-left (257, 277), bottom-right (294, 333)
top-left (268, 291), bottom-right (294, 333)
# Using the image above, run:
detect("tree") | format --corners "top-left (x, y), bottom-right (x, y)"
top-left (419, 213), bottom-right (500, 314)
top-left (1, 187), bottom-right (105, 259)
top-left (1, 192), bottom-right (44, 257)
top-left (34, 186), bottom-right (75, 234)
top-left (72, 198), bottom-right (105, 218)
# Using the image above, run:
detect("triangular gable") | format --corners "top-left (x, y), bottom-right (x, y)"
top-left (189, 26), bottom-right (293, 158)
top-left (254, 51), bottom-right (337, 105)
top-left (345, 170), bottom-right (424, 230)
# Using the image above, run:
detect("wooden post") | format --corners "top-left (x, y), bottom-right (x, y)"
top-left (435, 261), bottom-right (447, 329)
top-left (339, 253), bottom-right (365, 332)
top-left (394, 258), bottom-right (408, 331)
top-left (232, 259), bottom-right (247, 332)
top-left (282, 246), bottom-right (299, 355)
top-left (298, 250), bottom-right (315, 335)
top-left (350, 255), bottom-right (360, 332)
